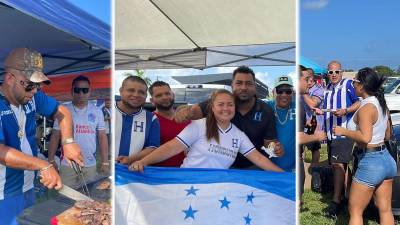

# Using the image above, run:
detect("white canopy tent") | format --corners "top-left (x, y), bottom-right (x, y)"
top-left (115, 0), bottom-right (295, 70)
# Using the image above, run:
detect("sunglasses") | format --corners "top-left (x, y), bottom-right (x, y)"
top-left (73, 87), bottom-right (89, 94)
top-left (276, 89), bottom-right (293, 95)
top-left (352, 78), bottom-right (361, 86)
top-left (10, 73), bottom-right (41, 92)
top-left (328, 70), bottom-right (342, 75)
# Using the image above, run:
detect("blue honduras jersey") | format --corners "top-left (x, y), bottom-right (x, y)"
top-left (0, 91), bottom-right (58, 200)
top-left (323, 78), bottom-right (359, 140)
top-left (115, 104), bottom-right (160, 157)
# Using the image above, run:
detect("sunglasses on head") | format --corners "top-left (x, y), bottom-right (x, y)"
top-left (10, 73), bottom-right (41, 92)
top-left (276, 89), bottom-right (293, 95)
top-left (328, 70), bottom-right (342, 75)
top-left (73, 87), bottom-right (89, 94)
top-left (352, 78), bottom-right (361, 86)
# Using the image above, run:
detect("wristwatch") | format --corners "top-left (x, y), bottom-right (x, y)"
top-left (61, 137), bottom-right (75, 145)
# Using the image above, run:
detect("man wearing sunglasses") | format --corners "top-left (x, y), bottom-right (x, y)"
top-left (322, 61), bottom-right (360, 219)
top-left (174, 66), bottom-right (283, 169)
top-left (0, 48), bottom-right (83, 224)
top-left (264, 75), bottom-right (296, 172)
top-left (48, 75), bottom-right (109, 187)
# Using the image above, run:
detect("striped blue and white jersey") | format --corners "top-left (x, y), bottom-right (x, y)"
top-left (0, 91), bottom-right (58, 200)
top-left (115, 104), bottom-right (160, 158)
top-left (323, 78), bottom-right (359, 140)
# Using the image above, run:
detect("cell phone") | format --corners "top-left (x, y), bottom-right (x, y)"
top-left (321, 109), bottom-right (333, 113)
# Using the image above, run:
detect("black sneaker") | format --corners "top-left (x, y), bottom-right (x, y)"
top-left (326, 201), bottom-right (341, 219)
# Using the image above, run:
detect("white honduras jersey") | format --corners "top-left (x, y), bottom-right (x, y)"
top-left (54, 102), bottom-right (105, 167)
top-left (176, 118), bottom-right (255, 169)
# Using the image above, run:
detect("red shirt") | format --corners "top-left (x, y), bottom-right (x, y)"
top-left (153, 112), bottom-right (190, 167)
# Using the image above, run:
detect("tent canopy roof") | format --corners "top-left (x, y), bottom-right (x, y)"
top-left (0, 0), bottom-right (110, 76)
top-left (115, 0), bottom-right (295, 70)
top-left (300, 56), bottom-right (327, 75)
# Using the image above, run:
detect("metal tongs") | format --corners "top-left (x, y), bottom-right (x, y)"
top-left (71, 161), bottom-right (91, 198)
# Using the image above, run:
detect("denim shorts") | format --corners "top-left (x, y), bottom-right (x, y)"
top-left (353, 148), bottom-right (397, 188)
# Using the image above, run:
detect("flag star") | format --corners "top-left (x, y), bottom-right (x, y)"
top-left (243, 213), bottom-right (252, 225)
top-left (219, 196), bottom-right (231, 209)
top-left (246, 192), bottom-right (255, 203)
top-left (185, 185), bottom-right (199, 196)
top-left (182, 205), bottom-right (198, 220)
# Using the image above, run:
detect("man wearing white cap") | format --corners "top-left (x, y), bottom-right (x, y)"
top-left (0, 48), bottom-right (83, 224)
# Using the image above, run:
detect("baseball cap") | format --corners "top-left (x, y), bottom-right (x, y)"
top-left (4, 48), bottom-right (51, 84)
top-left (274, 75), bottom-right (293, 88)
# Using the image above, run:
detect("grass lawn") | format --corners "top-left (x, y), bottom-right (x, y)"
top-left (300, 144), bottom-right (399, 225)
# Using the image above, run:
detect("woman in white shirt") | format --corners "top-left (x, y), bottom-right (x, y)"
top-left (333, 68), bottom-right (396, 225)
top-left (130, 89), bottom-right (283, 172)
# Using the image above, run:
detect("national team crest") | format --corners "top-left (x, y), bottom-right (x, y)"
top-left (88, 113), bottom-right (96, 123)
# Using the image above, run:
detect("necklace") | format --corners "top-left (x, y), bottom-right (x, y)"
top-left (11, 105), bottom-right (25, 139)
top-left (0, 89), bottom-right (25, 138)
top-left (274, 104), bottom-right (290, 125)
top-left (72, 104), bottom-right (88, 115)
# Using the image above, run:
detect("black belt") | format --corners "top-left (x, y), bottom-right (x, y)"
top-left (355, 144), bottom-right (386, 154)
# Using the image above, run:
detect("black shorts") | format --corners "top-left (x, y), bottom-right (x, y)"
top-left (305, 142), bottom-right (321, 152)
top-left (328, 138), bottom-right (354, 164)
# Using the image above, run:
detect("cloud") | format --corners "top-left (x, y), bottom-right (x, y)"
top-left (302, 0), bottom-right (329, 10)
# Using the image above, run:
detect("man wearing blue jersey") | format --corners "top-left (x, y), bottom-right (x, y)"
top-left (115, 76), bottom-right (160, 164)
top-left (0, 48), bottom-right (83, 225)
top-left (322, 61), bottom-right (360, 218)
top-left (265, 75), bottom-right (296, 172)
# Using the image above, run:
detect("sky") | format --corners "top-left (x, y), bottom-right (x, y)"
top-left (301, 0), bottom-right (400, 70)
top-left (66, 0), bottom-right (110, 24)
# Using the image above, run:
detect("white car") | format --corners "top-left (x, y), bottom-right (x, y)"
top-left (385, 78), bottom-right (400, 112)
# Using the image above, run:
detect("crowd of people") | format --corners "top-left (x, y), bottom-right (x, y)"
top-left (299, 62), bottom-right (397, 225)
top-left (115, 66), bottom-right (297, 174)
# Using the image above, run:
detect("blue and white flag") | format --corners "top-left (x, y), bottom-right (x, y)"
top-left (115, 164), bottom-right (295, 225)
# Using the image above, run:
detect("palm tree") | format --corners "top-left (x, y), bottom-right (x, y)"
top-left (123, 69), bottom-right (152, 85)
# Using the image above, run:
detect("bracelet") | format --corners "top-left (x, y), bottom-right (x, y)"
top-left (102, 162), bottom-right (110, 166)
top-left (48, 160), bottom-right (55, 164)
top-left (39, 163), bottom-right (54, 173)
top-left (61, 138), bottom-right (75, 145)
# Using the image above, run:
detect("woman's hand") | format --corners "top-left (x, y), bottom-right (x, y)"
top-left (129, 160), bottom-right (146, 172)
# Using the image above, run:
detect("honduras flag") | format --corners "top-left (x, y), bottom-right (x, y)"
top-left (115, 164), bottom-right (295, 225)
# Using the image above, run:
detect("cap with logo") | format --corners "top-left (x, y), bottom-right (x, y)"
top-left (4, 48), bottom-right (51, 84)
top-left (274, 75), bottom-right (293, 88)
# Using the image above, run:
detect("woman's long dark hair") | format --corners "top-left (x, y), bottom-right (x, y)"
top-left (206, 89), bottom-right (234, 143)
top-left (356, 67), bottom-right (388, 114)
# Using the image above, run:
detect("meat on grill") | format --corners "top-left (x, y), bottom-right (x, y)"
top-left (74, 200), bottom-right (111, 225)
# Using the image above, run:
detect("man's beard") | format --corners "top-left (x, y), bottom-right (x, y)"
top-left (155, 99), bottom-right (174, 111)
top-left (235, 94), bottom-right (255, 104)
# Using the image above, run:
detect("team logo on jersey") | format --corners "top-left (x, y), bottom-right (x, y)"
top-left (253, 112), bottom-right (263, 122)
top-left (232, 139), bottom-right (239, 148)
top-left (0, 109), bottom-right (13, 116)
top-left (134, 121), bottom-right (144, 132)
top-left (88, 113), bottom-right (96, 123)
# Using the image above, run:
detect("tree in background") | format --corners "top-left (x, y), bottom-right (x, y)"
top-left (373, 65), bottom-right (395, 76)
top-left (123, 69), bottom-right (152, 85)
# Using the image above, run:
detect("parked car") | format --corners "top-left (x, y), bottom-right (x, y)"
top-left (384, 78), bottom-right (400, 113)
top-left (383, 76), bottom-right (399, 88)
